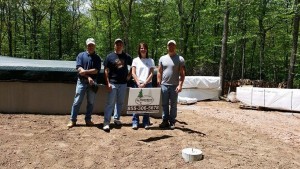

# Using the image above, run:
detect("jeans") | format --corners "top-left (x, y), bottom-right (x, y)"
top-left (104, 83), bottom-right (127, 124)
top-left (161, 84), bottom-right (178, 124)
top-left (70, 78), bottom-right (97, 122)
top-left (132, 83), bottom-right (152, 126)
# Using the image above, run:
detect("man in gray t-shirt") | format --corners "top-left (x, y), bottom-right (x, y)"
top-left (157, 40), bottom-right (186, 129)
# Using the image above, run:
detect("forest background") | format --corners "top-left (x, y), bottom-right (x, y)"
top-left (1, 0), bottom-right (300, 93)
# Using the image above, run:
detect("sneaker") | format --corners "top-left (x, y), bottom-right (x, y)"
top-left (159, 120), bottom-right (169, 128)
top-left (67, 121), bottom-right (76, 128)
top-left (103, 124), bottom-right (110, 131)
top-left (144, 125), bottom-right (150, 130)
top-left (85, 121), bottom-right (94, 126)
top-left (132, 124), bottom-right (138, 130)
top-left (114, 119), bottom-right (122, 126)
top-left (169, 123), bottom-right (175, 130)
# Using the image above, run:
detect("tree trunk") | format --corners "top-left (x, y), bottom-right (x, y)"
top-left (31, 1), bottom-right (39, 59)
top-left (115, 0), bottom-right (133, 53)
top-left (259, 26), bottom-right (266, 80)
top-left (22, 3), bottom-right (27, 57)
top-left (287, 0), bottom-right (300, 88)
top-left (219, 1), bottom-right (229, 95)
top-left (108, 5), bottom-right (112, 51)
top-left (213, 0), bottom-right (221, 60)
top-left (58, 12), bottom-right (62, 59)
top-left (258, 0), bottom-right (267, 80)
top-left (241, 38), bottom-right (246, 79)
top-left (151, 0), bottom-right (165, 63)
top-left (48, 0), bottom-right (54, 60)
top-left (6, 2), bottom-right (13, 57)
top-left (229, 42), bottom-right (237, 94)
top-left (178, 0), bottom-right (198, 75)
top-left (237, 3), bottom-right (247, 80)
top-left (0, 1), bottom-right (5, 55)
top-left (250, 40), bottom-right (256, 79)
top-left (14, 2), bottom-right (18, 57)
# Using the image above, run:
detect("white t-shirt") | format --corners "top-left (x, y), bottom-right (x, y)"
top-left (132, 57), bottom-right (155, 83)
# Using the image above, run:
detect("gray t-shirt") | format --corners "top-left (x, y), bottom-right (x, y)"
top-left (159, 54), bottom-right (185, 85)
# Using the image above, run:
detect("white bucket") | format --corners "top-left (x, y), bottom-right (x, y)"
top-left (182, 148), bottom-right (203, 162)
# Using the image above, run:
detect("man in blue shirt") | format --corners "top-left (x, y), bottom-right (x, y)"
top-left (67, 38), bottom-right (102, 128)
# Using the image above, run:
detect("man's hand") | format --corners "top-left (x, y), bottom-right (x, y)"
top-left (106, 83), bottom-right (112, 92)
top-left (87, 77), bottom-right (94, 86)
top-left (175, 85), bottom-right (182, 93)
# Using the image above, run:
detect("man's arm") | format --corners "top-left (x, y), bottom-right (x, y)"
top-left (104, 67), bottom-right (112, 92)
top-left (77, 67), bottom-right (99, 85)
top-left (127, 66), bottom-right (132, 81)
top-left (78, 67), bottom-right (98, 76)
top-left (157, 65), bottom-right (162, 87)
top-left (176, 65), bottom-right (186, 93)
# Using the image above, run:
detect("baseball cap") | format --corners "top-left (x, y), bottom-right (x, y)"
top-left (86, 38), bottom-right (95, 45)
top-left (167, 40), bottom-right (176, 45)
top-left (114, 38), bottom-right (123, 44)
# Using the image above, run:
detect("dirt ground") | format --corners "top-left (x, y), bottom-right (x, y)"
top-left (0, 101), bottom-right (299, 169)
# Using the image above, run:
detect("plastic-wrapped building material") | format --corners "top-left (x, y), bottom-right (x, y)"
top-left (182, 76), bottom-right (220, 89)
top-left (179, 76), bottom-right (221, 101)
top-left (237, 87), bottom-right (300, 112)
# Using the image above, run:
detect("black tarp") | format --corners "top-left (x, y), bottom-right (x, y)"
top-left (0, 56), bottom-right (105, 84)
top-left (0, 56), bottom-right (158, 86)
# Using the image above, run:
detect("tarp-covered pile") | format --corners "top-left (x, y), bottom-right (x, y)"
top-left (0, 56), bottom-right (104, 83)
top-left (179, 76), bottom-right (221, 101)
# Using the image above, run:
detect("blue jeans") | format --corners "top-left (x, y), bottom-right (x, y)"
top-left (161, 84), bottom-right (178, 124)
top-left (132, 83), bottom-right (152, 126)
top-left (70, 78), bottom-right (97, 122)
top-left (104, 83), bottom-right (127, 124)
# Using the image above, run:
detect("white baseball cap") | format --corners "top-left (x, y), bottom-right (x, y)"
top-left (167, 40), bottom-right (176, 45)
top-left (86, 38), bottom-right (96, 45)
top-left (114, 38), bottom-right (123, 44)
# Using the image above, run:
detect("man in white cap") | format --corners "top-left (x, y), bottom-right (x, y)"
top-left (67, 38), bottom-right (102, 128)
top-left (157, 40), bottom-right (185, 129)
top-left (102, 38), bottom-right (132, 131)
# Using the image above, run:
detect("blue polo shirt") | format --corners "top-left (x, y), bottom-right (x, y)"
top-left (76, 51), bottom-right (101, 80)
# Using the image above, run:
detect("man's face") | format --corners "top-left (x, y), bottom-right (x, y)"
top-left (167, 43), bottom-right (176, 53)
top-left (87, 44), bottom-right (95, 54)
top-left (114, 41), bottom-right (123, 53)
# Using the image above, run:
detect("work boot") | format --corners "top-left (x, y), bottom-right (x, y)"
top-left (114, 119), bottom-right (122, 126)
top-left (85, 121), bottom-right (94, 126)
top-left (159, 120), bottom-right (169, 128)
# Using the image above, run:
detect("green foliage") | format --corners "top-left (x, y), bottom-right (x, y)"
top-left (0, 0), bottom-right (299, 87)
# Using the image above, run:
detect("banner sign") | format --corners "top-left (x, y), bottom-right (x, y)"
top-left (127, 88), bottom-right (161, 114)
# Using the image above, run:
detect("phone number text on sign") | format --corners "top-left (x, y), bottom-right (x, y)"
top-left (127, 105), bottom-right (159, 111)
